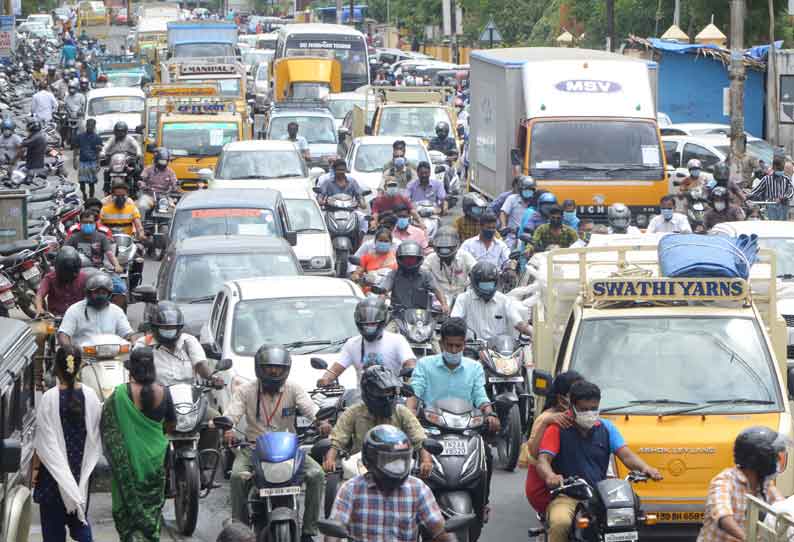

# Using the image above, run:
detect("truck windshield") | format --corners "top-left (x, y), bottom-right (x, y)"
top-left (162, 122), bottom-right (238, 157)
top-left (529, 120), bottom-right (665, 181)
top-left (173, 43), bottom-right (235, 58)
top-left (378, 106), bottom-right (450, 139)
top-left (570, 316), bottom-right (780, 414)
top-left (268, 116), bottom-right (336, 144)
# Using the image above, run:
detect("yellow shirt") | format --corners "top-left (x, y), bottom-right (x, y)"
top-left (100, 200), bottom-right (140, 235)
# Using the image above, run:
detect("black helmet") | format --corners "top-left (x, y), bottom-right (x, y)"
top-left (79, 77), bottom-right (89, 91)
top-left (113, 121), bottom-right (128, 138)
top-left (396, 240), bottom-right (423, 271)
top-left (432, 226), bottom-right (460, 262)
top-left (734, 426), bottom-right (788, 479)
top-left (462, 192), bottom-right (487, 220)
top-left (470, 261), bottom-right (499, 301)
top-left (362, 425), bottom-right (413, 491)
top-left (710, 186), bottom-right (729, 203)
top-left (150, 301), bottom-right (185, 345)
top-left (360, 365), bottom-right (402, 419)
top-left (435, 121), bottom-right (450, 138)
top-left (254, 344), bottom-right (292, 392)
top-left (608, 203), bottom-right (631, 233)
top-left (713, 162), bottom-right (730, 183)
top-left (55, 246), bottom-right (81, 281)
top-left (27, 118), bottom-right (41, 133)
top-left (155, 148), bottom-right (171, 164)
top-left (354, 297), bottom-right (388, 342)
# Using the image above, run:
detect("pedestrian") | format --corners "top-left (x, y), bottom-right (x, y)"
top-left (216, 520), bottom-right (255, 542)
top-left (101, 347), bottom-right (175, 542)
top-left (77, 118), bottom-right (103, 199)
top-left (32, 345), bottom-right (102, 542)
top-left (748, 155), bottom-right (794, 221)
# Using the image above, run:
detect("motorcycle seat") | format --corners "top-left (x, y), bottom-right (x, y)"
top-left (28, 188), bottom-right (58, 202)
top-left (0, 238), bottom-right (38, 256)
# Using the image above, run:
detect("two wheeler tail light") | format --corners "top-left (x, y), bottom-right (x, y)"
top-left (21, 259), bottom-right (34, 270)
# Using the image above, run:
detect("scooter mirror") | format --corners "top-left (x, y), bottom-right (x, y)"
top-left (310, 357), bottom-right (328, 370)
top-left (316, 405), bottom-right (336, 421)
top-left (422, 438), bottom-right (443, 456)
top-left (317, 519), bottom-right (350, 539)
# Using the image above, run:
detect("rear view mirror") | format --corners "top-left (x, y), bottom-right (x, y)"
top-left (316, 405), bottom-right (337, 421)
top-left (134, 124), bottom-right (143, 134)
top-left (510, 148), bottom-right (522, 166)
top-left (214, 358), bottom-right (233, 372)
top-left (285, 231), bottom-right (297, 246)
top-left (787, 366), bottom-right (794, 398)
top-left (361, 189), bottom-right (372, 197)
top-left (310, 357), bottom-right (328, 370)
top-left (202, 342), bottom-right (222, 360)
top-left (422, 438), bottom-right (443, 456)
top-left (131, 285), bottom-right (157, 304)
top-left (312, 186), bottom-right (321, 194)
top-left (212, 416), bottom-right (234, 431)
top-left (532, 370), bottom-right (552, 396)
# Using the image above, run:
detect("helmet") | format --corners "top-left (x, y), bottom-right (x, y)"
top-left (462, 192), bottom-right (487, 220)
top-left (79, 77), bottom-right (89, 91)
top-left (354, 297), bottom-right (388, 342)
top-left (538, 192), bottom-right (558, 217)
top-left (713, 162), bottom-right (730, 182)
top-left (54, 246), bottom-right (81, 281)
top-left (47, 65), bottom-right (56, 74)
top-left (113, 121), bottom-right (128, 138)
top-left (27, 118), bottom-right (41, 133)
top-left (360, 365), bottom-right (402, 418)
top-left (517, 175), bottom-right (536, 194)
top-left (253, 344), bottom-right (292, 392)
top-left (432, 226), bottom-right (460, 261)
top-left (110, 179), bottom-right (128, 192)
top-left (68, 79), bottom-right (78, 91)
top-left (687, 158), bottom-right (702, 170)
top-left (85, 272), bottom-right (113, 294)
top-left (154, 148), bottom-right (171, 164)
top-left (710, 186), bottom-right (729, 203)
top-left (435, 121), bottom-right (450, 138)
top-left (608, 203), bottom-right (632, 233)
top-left (150, 301), bottom-right (185, 345)
top-left (395, 240), bottom-right (423, 271)
top-left (470, 261), bottom-right (499, 301)
top-left (1, 118), bottom-right (14, 131)
top-left (734, 426), bottom-right (788, 479)
top-left (362, 425), bottom-right (413, 491)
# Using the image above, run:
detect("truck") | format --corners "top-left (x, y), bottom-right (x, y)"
top-left (469, 47), bottom-right (667, 227)
top-left (166, 21), bottom-right (238, 59)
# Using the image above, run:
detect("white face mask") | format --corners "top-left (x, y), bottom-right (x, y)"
top-left (714, 201), bottom-right (726, 212)
top-left (573, 407), bottom-right (599, 430)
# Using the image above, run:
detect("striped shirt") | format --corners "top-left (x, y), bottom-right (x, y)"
top-left (748, 173), bottom-right (794, 202)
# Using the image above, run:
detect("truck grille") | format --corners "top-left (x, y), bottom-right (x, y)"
top-left (784, 315), bottom-right (794, 327)
top-left (788, 344), bottom-right (794, 359)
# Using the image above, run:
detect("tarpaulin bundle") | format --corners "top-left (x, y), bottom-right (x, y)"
top-left (658, 234), bottom-right (759, 279)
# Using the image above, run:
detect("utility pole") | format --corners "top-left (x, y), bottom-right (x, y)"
top-left (605, 0), bottom-right (615, 51)
top-left (673, 0), bottom-right (680, 26)
top-left (729, 0), bottom-right (746, 185)
top-left (450, 0), bottom-right (457, 64)
top-left (336, 0), bottom-right (342, 24)
top-left (767, 0), bottom-right (779, 145)
top-left (349, 0), bottom-right (355, 27)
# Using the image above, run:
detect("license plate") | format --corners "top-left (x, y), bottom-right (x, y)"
top-left (441, 441), bottom-right (466, 456)
top-left (0, 290), bottom-right (12, 302)
top-left (259, 486), bottom-right (301, 497)
top-left (22, 267), bottom-right (40, 280)
top-left (656, 512), bottom-right (704, 523)
top-left (488, 376), bottom-right (524, 383)
top-left (604, 532), bottom-right (638, 542)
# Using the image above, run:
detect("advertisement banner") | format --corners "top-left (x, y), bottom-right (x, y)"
top-left (0, 16), bottom-right (14, 58)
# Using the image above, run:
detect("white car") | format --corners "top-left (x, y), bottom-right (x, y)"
top-left (661, 122), bottom-right (757, 138)
top-left (204, 140), bottom-right (324, 191)
top-left (26, 13), bottom-right (54, 28)
top-left (83, 87), bottom-right (146, 144)
top-left (279, 183), bottom-right (335, 276)
top-left (325, 92), bottom-right (368, 131)
top-left (200, 276), bottom-right (364, 410)
top-left (265, 107), bottom-right (339, 170)
top-left (345, 135), bottom-right (433, 197)
top-left (663, 134), bottom-right (775, 181)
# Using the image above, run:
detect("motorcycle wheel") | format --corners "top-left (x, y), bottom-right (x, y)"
top-left (334, 250), bottom-right (348, 278)
top-left (15, 288), bottom-right (38, 319)
top-left (496, 405), bottom-right (522, 472)
top-left (259, 522), bottom-right (292, 542)
top-left (174, 458), bottom-right (200, 536)
top-left (324, 471), bottom-right (340, 518)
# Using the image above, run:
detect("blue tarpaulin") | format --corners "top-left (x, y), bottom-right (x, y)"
top-left (658, 234), bottom-right (759, 279)
top-left (746, 41), bottom-right (783, 60)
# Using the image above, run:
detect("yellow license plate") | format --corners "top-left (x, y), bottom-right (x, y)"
top-left (656, 512), bottom-right (704, 523)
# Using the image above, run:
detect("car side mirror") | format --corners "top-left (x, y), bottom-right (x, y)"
top-left (214, 358), bottom-right (233, 373)
top-left (197, 168), bottom-right (213, 181)
top-left (203, 342), bottom-right (221, 360)
top-left (145, 142), bottom-right (157, 153)
top-left (212, 416), bottom-right (234, 431)
top-left (317, 519), bottom-right (350, 539)
top-left (309, 167), bottom-right (324, 178)
top-left (422, 438), bottom-right (443, 456)
top-left (510, 147), bottom-right (522, 166)
top-left (312, 186), bottom-right (321, 194)
top-left (131, 285), bottom-right (157, 304)
top-left (310, 357), bottom-right (328, 370)
top-left (134, 124), bottom-right (143, 134)
top-left (285, 231), bottom-right (297, 246)
top-left (532, 369), bottom-right (552, 396)
top-left (337, 127), bottom-right (349, 138)
top-left (0, 439), bottom-right (21, 473)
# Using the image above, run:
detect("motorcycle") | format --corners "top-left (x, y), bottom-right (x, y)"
top-left (104, 151), bottom-right (139, 196)
top-left (142, 191), bottom-right (177, 261)
top-left (0, 238), bottom-right (55, 317)
top-left (318, 511), bottom-right (476, 541)
top-left (392, 306), bottom-right (436, 358)
top-left (528, 472), bottom-right (657, 542)
top-left (416, 199), bottom-right (440, 241)
top-left (112, 231), bottom-right (143, 298)
top-left (77, 333), bottom-right (131, 401)
top-left (317, 191), bottom-right (367, 278)
top-left (686, 188), bottom-right (709, 234)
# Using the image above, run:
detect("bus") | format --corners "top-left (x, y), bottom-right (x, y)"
top-left (274, 24), bottom-right (369, 92)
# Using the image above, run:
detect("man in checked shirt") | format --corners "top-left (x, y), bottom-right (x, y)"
top-left (697, 427), bottom-right (787, 542)
top-left (748, 156), bottom-right (794, 221)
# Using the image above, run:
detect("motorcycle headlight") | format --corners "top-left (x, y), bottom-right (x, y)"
top-left (175, 406), bottom-right (200, 432)
top-left (606, 507), bottom-right (636, 528)
top-left (83, 343), bottom-right (130, 359)
top-left (262, 459), bottom-right (295, 484)
top-left (157, 198), bottom-right (170, 213)
top-left (493, 354), bottom-right (519, 376)
top-left (408, 321), bottom-right (433, 342)
top-left (443, 412), bottom-right (470, 430)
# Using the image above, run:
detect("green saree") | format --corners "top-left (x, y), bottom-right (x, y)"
top-left (101, 384), bottom-right (168, 542)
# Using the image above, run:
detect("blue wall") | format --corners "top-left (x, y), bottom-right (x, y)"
top-left (657, 51), bottom-right (765, 137)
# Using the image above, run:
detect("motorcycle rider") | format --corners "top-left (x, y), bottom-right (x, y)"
top-left (525, 205), bottom-right (578, 255)
top-left (0, 118), bottom-right (21, 164)
top-left (66, 197), bottom-right (112, 240)
top-left (31, 80), bottom-right (59, 122)
top-left (428, 121), bottom-right (457, 154)
top-left (407, 316), bottom-right (500, 539)
top-left (460, 211), bottom-right (510, 268)
top-left (20, 118), bottom-right (48, 178)
top-left (323, 365), bottom-right (431, 476)
top-left (536, 380), bottom-right (662, 542)
top-left (65, 209), bottom-right (123, 273)
top-left (61, 38), bottom-right (78, 67)
top-left (499, 176), bottom-right (536, 246)
top-left (678, 158), bottom-right (706, 194)
top-left (607, 203), bottom-right (641, 234)
top-left (381, 139), bottom-right (416, 191)
top-left (385, 240), bottom-right (449, 317)
top-left (704, 186), bottom-right (745, 230)
top-left (137, 148), bottom-right (177, 215)
top-left (697, 426), bottom-right (786, 542)
top-left (748, 155), bottom-right (794, 221)
top-left (371, 181), bottom-right (423, 231)
top-left (79, 77), bottom-right (90, 95)
top-left (101, 121), bottom-right (142, 193)
top-left (63, 79), bottom-right (85, 146)
top-left (100, 180), bottom-right (145, 240)
top-left (317, 296), bottom-right (415, 385)
top-left (350, 226), bottom-right (397, 291)
top-left (281, 121), bottom-right (309, 160)
top-left (518, 191), bottom-right (557, 236)
top-left (392, 203), bottom-right (430, 254)
top-left (422, 227), bottom-right (476, 303)
top-left (406, 161), bottom-right (447, 215)
top-left (224, 345), bottom-right (327, 541)
top-left (57, 273), bottom-right (135, 347)
top-left (455, 192), bottom-right (489, 241)
top-left (562, 199), bottom-right (579, 230)
top-left (646, 195), bottom-right (693, 234)
top-left (330, 425), bottom-right (455, 542)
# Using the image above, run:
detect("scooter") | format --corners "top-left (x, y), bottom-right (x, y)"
top-left (77, 333), bottom-right (131, 401)
top-left (391, 306), bottom-right (436, 358)
top-left (112, 231), bottom-right (143, 304)
top-left (416, 199), bottom-right (440, 240)
top-left (142, 190), bottom-right (177, 261)
top-left (315, 190), bottom-right (369, 278)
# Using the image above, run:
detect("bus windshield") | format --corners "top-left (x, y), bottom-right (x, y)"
top-left (284, 33), bottom-right (368, 91)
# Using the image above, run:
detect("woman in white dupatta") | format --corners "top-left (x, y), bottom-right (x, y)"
top-left (32, 345), bottom-right (101, 542)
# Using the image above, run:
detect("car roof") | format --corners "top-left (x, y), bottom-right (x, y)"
top-left (711, 220), bottom-right (794, 238)
top-left (176, 188), bottom-right (282, 210)
top-left (228, 276), bottom-right (362, 301)
top-left (222, 139), bottom-right (300, 152)
top-left (172, 235), bottom-right (294, 255)
top-left (353, 135), bottom-right (426, 146)
top-left (86, 87), bottom-right (146, 99)
top-left (270, 108), bottom-right (334, 118)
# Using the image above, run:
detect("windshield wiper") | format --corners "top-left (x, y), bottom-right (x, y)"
top-left (601, 399), bottom-right (698, 413)
top-left (664, 398), bottom-right (775, 417)
top-left (267, 173), bottom-right (302, 178)
top-left (187, 295), bottom-right (216, 303)
top-left (284, 337), bottom-right (351, 353)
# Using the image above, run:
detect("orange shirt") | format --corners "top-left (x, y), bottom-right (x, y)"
top-left (360, 250), bottom-right (397, 271)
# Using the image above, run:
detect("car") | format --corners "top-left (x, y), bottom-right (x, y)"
top-left (203, 140), bottom-right (324, 191)
top-left (82, 87), bottom-right (146, 144)
top-left (200, 276), bottom-right (364, 409)
top-left (133, 235), bottom-right (302, 336)
top-left (325, 92), bottom-right (368, 131)
top-left (345, 135), bottom-right (433, 196)
top-left (660, 122), bottom-right (757, 138)
top-left (26, 13), bottom-right (53, 28)
top-left (278, 183), bottom-right (335, 276)
top-left (265, 105), bottom-right (339, 169)
top-left (168, 187), bottom-right (298, 248)
top-left (663, 134), bottom-right (775, 181)
top-left (248, 59), bottom-right (271, 112)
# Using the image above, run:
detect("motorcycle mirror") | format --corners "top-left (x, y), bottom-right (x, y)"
top-left (399, 366), bottom-right (414, 379)
top-left (310, 438), bottom-right (332, 464)
top-left (422, 438), bottom-right (443, 456)
top-left (445, 513), bottom-right (477, 533)
top-left (214, 358), bottom-right (233, 373)
top-left (348, 255), bottom-right (360, 266)
top-left (211, 416), bottom-right (234, 432)
top-left (400, 383), bottom-right (415, 397)
top-left (532, 370), bottom-right (553, 397)
top-left (316, 405), bottom-right (336, 421)
top-left (317, 519), bottom-right (350, 539)
top-left (310, 357), bottom-right (328, 370)
top-left (202, 342), bottom-right (222, 361)
top-left (312, 185), bottom-right (321, 194)
top-left (361, 189), bottom-right (372, 197)
top-left (435, 165), bottom-right (445, 174)
top-left (131, 285), bottom-right (157, 304)
top-left (134, 124), bottom-right (143, 134)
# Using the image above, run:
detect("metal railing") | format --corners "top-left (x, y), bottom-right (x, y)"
top-left (745, 494), bottom-right (794, 542)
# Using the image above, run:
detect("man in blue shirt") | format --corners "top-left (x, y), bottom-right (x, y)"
top-left (536, 381), bottom-right (662, 542)
top-left (407, 316), bottom-right (499, 539)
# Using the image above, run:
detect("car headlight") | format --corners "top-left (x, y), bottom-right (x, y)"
top-left (606, 507), bottom-right (635, 528)
top-left (262, 459), bottom-right (294, 484)
top-left (309, 256), bottom-right (330, 270)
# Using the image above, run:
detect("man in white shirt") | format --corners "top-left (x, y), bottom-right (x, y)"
top-left (646, 195), bottom-right (692, 234)
top-left (30, 81), bottom-right (59, 123)
top-left (460, 211), bottom-right (510, 268)
top-left (57, 274), bottom-right (134, 347)
top-left (281, 121), bottom-right (309, 160)
top-left (422, 226), bottom-right (476, 303)
top-left (317, 297), bottom-right (415, 386)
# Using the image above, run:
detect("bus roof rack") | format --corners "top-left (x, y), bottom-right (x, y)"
top-left (270, 98), bottom-right (331, 112)
top-left (377, 86), bottom-right (454, 104)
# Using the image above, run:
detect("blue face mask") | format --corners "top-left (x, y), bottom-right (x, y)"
top-left (394, 157), bottom-right (406, 168)
top-left (563, 211), bottom-right (577, 221)
top-left (81, 223), bottom-right (96, 234)
top-left (775, 170), bottom-right (785, 176)
top-left (396, 217), bottom-right (410, 230)
top-left (690, 168), bottom-right (701, 178)
top-left (661, 208), bottom-right (674, 221)
top-left (442, 350), bottom-right (462, 366)
top-left (478, 281), bottom-right (496, 293)
top-left (375, 241), bottom-right (391, 253)
top-left (521, 189), bottom-right (534, 200)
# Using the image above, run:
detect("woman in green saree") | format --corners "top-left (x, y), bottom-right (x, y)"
top-left (101, 347), bottom-right (175, 542)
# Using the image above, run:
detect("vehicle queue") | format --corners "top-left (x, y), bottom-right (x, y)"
top-left (3, 7), bottom-right (794, 542)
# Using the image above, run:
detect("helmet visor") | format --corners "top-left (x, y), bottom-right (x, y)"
top-left (611, 218), bottom-right (629, 229)
top-left (259, 365), bottom-right (288, 380)
top-left (377, 450), bottom-right (412, 477)
top-left (399, 256), bottom-right (420, 268)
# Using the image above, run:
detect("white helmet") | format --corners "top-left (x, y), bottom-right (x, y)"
top-left (687, 158), bottom-right (702, 170)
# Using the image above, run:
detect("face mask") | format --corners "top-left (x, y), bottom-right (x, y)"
top-left (87, 293), bottom-right (110, 309)
top-left (661, 208), bottom-right (674, 221)
top-left (714, 201), bottom-right (727, 212)
top-left (470, 207), bottom-right (483, 218)
top-left (386, 186), bottom-right (398, 197)
top-left (2, 130), bottom-right (11, 137)
top-left (776, 170), bottom-right (785, 177)
top-left (521, 189), bottom-right (534, 200)
top-left (564, 211), bottom-right (577, 222)
top-left (481, 228), bottom-right (495, 240)
top-left (113, 195), bottom-right (126, 208)
top-left (157, 328), bottom-right (179, 341)
top-left (375, 241), bottom-right (391, 253)
top-left (442, 350), bottom-right (462, 366)
top-left (361, 324), bottom-right (380, 339)
top-left (419, 175), bottom-right (430, 184)
top-left (690, 168), bottom-right (701, 178)
top-left (81, 223), bottom-right (95, 234)
top-left (573, 407), bottom-right (599, 430)
top-left (156, 160), bottom-right (167, 169)
top-left (394, 157), bottom-right (406, 168)
top-left (478, 281), bottom-right (496, 293)
top-left (396, 217), bottom-right (410, 230)
top-left (549, 217), bottom-right (562, 228)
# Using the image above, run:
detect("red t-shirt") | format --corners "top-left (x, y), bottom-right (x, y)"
top-left (371, 194), bottom-right (413, 216)
top-left (36, 269), bottom-right (89, 316)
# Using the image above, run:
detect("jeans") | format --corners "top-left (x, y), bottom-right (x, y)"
top-left (767, 202), bottom-right (789, 220)
top-left (40, 499), bottom-right (93, 542)
top-left (230, 447), bottom-right (324, 535)
top-left (547, 494), bottom-right (579, 542)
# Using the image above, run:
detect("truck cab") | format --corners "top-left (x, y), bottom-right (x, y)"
top-left (369, 87), bottom-right (459, 151)
top-left (272, 57), bottom-right (341, 102)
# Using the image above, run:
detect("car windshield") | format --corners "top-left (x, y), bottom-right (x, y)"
top-left (171, 208), bottom-right (279, 243)
top-left (378, 106), bottom-right (450, 139)
top-left (87, 96), bottom-right (144, 116)
top-left (757, 238), bottom-right (794, 277)
top-left (107, 73), bottom-right (142, 87)
top-left (243, 50), bottom-right (271, 66)
top-left (28, 15), bottom-right (50, 24)
top-left (326, 98), bottom-right (364, 120)
top-left (216, 150), bottom-right (305, 179)
top-left (285, 199), bottom-right (325, 232)
top-left (268, 116), bottom-right (336, 144)
top-left (232, 296), bottom-right (360, 355)
top-left (570, 316), bottom-right (780, 413)
top-left (169, 252), bottom-right (299, 302)
top-left (529, 120), bottom-right (665, 181)
top-left (354, 143), bottom-right (427, 172)
top-left (162, 122), bottom-right (238, 157)
top-left (217, 79), bottom-right (241, 98)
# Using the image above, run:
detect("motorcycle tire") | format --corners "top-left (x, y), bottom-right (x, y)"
top-left (15, 288), bottom-right (38, 319)
top-left (324, 471), bottom-right (340, 518)
top-left (259, 522), bottom-right (292, 542)
top-left (497, 405), bottom-right (522, 472)
top-left (334, 250), bottom-right (348, 278)
top-left (174, 458), bottom-right (200, 536)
